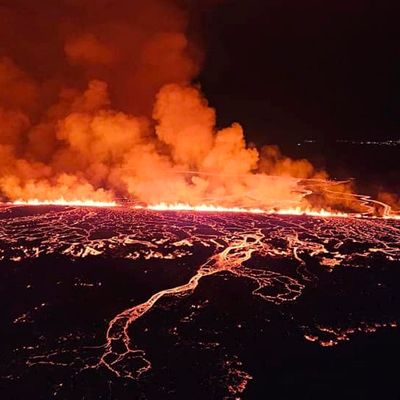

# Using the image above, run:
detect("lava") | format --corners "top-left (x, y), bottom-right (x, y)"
top-left (5, 176), bottom-right (400, 220)
top-left (95, 226), bottom-right (303, 379)
top-left (11, 198), bottom-right (117, 207)
top-left (140, 203), bottom-right (265, 214)
top-left (3, 205), bottom-right (399, 388)
top-left (134, 199), bottom-right (397, 220)
top-left (304, 321), bottom-right (399, 347)
top-left (7, 195), bottom-right (399, 219)
top-left (1, 1), bottom-right (399, 397)
top-left (10, 199), bottom-right (352, 217)
top-left (6, 199), bottom-right (363, 218)
top-left (137, 203), bottom-right (354, 218)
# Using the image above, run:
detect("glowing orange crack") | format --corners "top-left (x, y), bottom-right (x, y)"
top-left (134, 203), bottom-right (356, 218)
top-left (11, 198), bottom-right (117, 207)
top-left (8, 199), bottom-right (400, 219)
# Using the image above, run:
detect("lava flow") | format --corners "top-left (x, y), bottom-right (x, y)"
top-left (3, 204), bottom-right (399, 391)
top-left (12, 198), bottom-right (117, 207)
top-left (10, 198), bottom-right (352, 217)
top-left (7, 176), bottom-right (399, 219)
top-left (96, 225), bottom-right (303, 379)
top-left (136, 203), bottom-right (352, 218)
top-left (8, 198), bottom-right (399, 219)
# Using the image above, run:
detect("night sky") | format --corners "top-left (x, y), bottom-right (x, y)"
top-left (198, 0), bottom-right (399, 146)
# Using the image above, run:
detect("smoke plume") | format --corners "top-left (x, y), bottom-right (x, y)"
top-left (0, 0), bottom-right (347, 210)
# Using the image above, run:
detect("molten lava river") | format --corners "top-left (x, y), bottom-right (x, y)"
top-left (1, 204), bottom-right (400, 399)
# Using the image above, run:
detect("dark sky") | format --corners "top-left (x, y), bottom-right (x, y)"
top-left (198, 0), bottom-right (399, 146)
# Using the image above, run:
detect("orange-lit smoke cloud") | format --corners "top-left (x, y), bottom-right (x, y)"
top-left (0, 0), bottom-right (341, 210)
top-left (378, 192), bottom-right (400, 213)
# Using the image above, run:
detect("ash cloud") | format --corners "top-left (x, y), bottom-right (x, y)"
top-left (0, 0), bottom-right (328, 209)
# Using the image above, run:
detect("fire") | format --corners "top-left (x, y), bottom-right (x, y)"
top-left (134, 202), bottom-right (358, 218)
top-left (9, 198), bottom-right (398, 219)
top-left (12, 198), bottom-right (117, 207)
top-left (140, 203), bottom-right (265, 214)
top-left (8, 199), bottom-right (400, 219)
top-left (272, 207), bottom-right (354, 218)
top-left (384, 214), bottom-right (400, 220)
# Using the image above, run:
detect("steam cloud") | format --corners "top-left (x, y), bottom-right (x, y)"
top-left (0, 0), bottom-right (347, 210)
